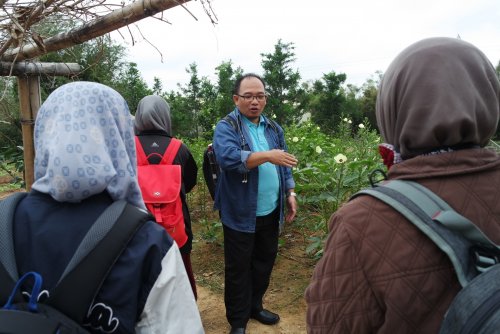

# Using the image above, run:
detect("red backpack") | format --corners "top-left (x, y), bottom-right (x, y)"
top-left (135, 137), bottom-right (188, 247)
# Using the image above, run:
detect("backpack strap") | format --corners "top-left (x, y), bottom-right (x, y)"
top-left (223, 114), bottom-right (247, 150)
top-left (353, 180), bottom-right (500, 287)
top-left (134, 136), bottom-right (149, 166)
top-left (160, 138), bottom-right (182, 165)
top-left (0, 192), bottom-right (28, 301)
top-left (46, 201), bottom-right (151, 323)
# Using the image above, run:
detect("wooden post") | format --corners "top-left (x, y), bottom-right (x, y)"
top-left (17, 76), bottom-right (41, 190)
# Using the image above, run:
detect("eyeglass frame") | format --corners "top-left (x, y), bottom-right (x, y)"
top-left (235, 93), bottom-right (268, 102)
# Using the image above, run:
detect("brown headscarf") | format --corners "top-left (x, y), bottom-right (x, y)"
top-left (376, 37), bottom-right (500, 160)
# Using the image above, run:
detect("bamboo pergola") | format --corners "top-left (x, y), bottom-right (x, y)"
top-left (0, 0), bottom-right (216, 189)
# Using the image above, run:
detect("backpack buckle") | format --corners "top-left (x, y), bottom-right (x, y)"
top-left (470, 245), bottom-right (500, 273)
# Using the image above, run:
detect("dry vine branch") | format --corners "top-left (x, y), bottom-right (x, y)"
top-left (0, 0), bottom-right (217, 61)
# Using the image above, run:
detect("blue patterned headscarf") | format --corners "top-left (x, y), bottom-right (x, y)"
top-left (31, 81), bottom-right (145, 209)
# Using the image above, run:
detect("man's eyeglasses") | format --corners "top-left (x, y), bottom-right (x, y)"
top-left (236, 94), bottom-right (267, 102)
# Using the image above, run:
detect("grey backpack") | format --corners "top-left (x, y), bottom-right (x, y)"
top-left (353, 179), bottom-right (500, 334)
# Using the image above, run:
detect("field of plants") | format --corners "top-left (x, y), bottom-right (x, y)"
top-left (0, 118), bottom-right (384, 333)
top-left (186, 118), bottom-right (383, 259)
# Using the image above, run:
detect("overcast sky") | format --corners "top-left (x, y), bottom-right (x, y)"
top-left (113, 0), bottom-right (500, 92)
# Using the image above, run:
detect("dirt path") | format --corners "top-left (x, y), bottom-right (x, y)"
top-left (197, 285), bottom-right (308, 334)
top-left (192, 228), bottom-right (314, 334)
top-left (0, 186), bottom-right (313, 334)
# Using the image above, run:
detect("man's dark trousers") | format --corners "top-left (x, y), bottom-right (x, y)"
top-left (223, 208), bottom-right (280, 328)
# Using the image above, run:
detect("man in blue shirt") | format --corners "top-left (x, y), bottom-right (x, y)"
top-left (213, 73), bottom-right (298, 334)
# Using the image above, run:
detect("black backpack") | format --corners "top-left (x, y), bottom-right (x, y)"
top-left (352, 179), bottom-right (500, 334)
top-left (0, 192), bottom-right (151, 334)
top-left (202, 114), bottom-right (281, 200)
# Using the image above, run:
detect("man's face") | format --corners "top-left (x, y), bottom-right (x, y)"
top-left (233, 77), bottom-right (267, 123)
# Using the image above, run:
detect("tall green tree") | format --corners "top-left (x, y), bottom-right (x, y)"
top-left (261, 39), bottom-right (301, 126)
top-left (165, 90), bottom-right (191, 137)
top-left (152, 77), bottom-right (164, 96)
top-left (37, 18), bottom-right (127, 98)
top-left (341, 84), bottom-right (363, 130)
top-left (197, 61), bottom-right (243, 139)
top-left (358, 71), bottom-right (382, 131)
top-left (0, 78), bottom-right (22, 152)
top-left (215, 61), bottom-right (243, 118)
top-left (114, 62), bottom-right (152, 114)
top-left (308, 71), bottom-right (347, 133)
top-left (196, 77), bottom-right (218, 139)
top-left (174, 63), bottom-right (205, 138)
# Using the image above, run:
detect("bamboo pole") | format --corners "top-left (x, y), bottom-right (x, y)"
top-left (17, 76), bottom-right (41, 190)
top-left (1, 0), bottom-right (190, 62)
top-left (0, 61), bottom-right (81, 76)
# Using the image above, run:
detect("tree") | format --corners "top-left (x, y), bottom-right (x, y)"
top-left (152, 77), bottom-right (164, 95)
top-left (261, 39), bottom-right (301, 126)
top-left (341, 84), bottom-right (363, 130)
top-left (114, 62), bottom-right (152, 114)
top-left (197, 60), bottom-right (243, 139)
top-left (307, 71), bottom-right (347, 133)
top-left (358, 71), bottom-right (382, 131)
top-left (0, 77), bottom-right (21, 149)
top-left (214, 61), bottom-right (243, 118)
top-left (36, 20), bottom-right (127, 99)
top-left (173, 63), bottom-right (204, 138)
top-left (165, 90), bottom-right (190, 137)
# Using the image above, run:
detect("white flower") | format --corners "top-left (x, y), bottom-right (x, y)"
top-left (292, 137), bottom-right (299, 142)
top-left (358, 123), bottom-right (365, 129)
top-left (272, 114), bottom-right (277, 119)
top-left (343, 117), bottom-right (348, 122)
top-left (315, 146), bottom-right (322, 154)
top-left (212, 125), bottom-right (216, 130)
top-left (334, 153), bottom-right (347, 164)
top-left (316, 126), bottom-right (320, 130)
top-left (348, 120), bottom-right (352, 124)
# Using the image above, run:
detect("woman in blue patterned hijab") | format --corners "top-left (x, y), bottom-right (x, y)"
top-left (31, 81), bottom-right (145, 209)
top-left (5, 81), bottom-right (204, 332)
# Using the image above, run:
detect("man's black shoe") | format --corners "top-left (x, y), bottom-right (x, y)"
top-left (229, 327), bottom-right (246, 334)
top-left (250, 309), bottom-right (280, 325)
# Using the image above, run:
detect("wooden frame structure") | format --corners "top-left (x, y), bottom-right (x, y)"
top-left (0, 0), bottom-right (194, 189)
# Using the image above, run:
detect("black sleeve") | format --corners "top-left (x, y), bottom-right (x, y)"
top-left (175, 144), bottom-right (198, 194)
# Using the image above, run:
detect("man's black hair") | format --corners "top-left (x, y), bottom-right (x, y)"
top-left (232, 73), bottom-right (266, 95)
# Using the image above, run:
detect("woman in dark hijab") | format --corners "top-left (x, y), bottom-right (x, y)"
top-left (306, 37), bottom-right (500, 333)
top-left (134, 95), bottom-right (199, 300)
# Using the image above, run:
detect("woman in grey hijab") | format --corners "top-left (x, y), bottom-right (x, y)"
top-left (134, 95), bottom-right (199, 299)
top-left (306, 37), bottom-right (500, 333)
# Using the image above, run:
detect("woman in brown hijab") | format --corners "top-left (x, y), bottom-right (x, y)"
top-left (305, 37), bottom-right (500, 333)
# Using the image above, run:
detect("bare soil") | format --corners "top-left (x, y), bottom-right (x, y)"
top-left (191, 223), bottom-right (315, 334)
